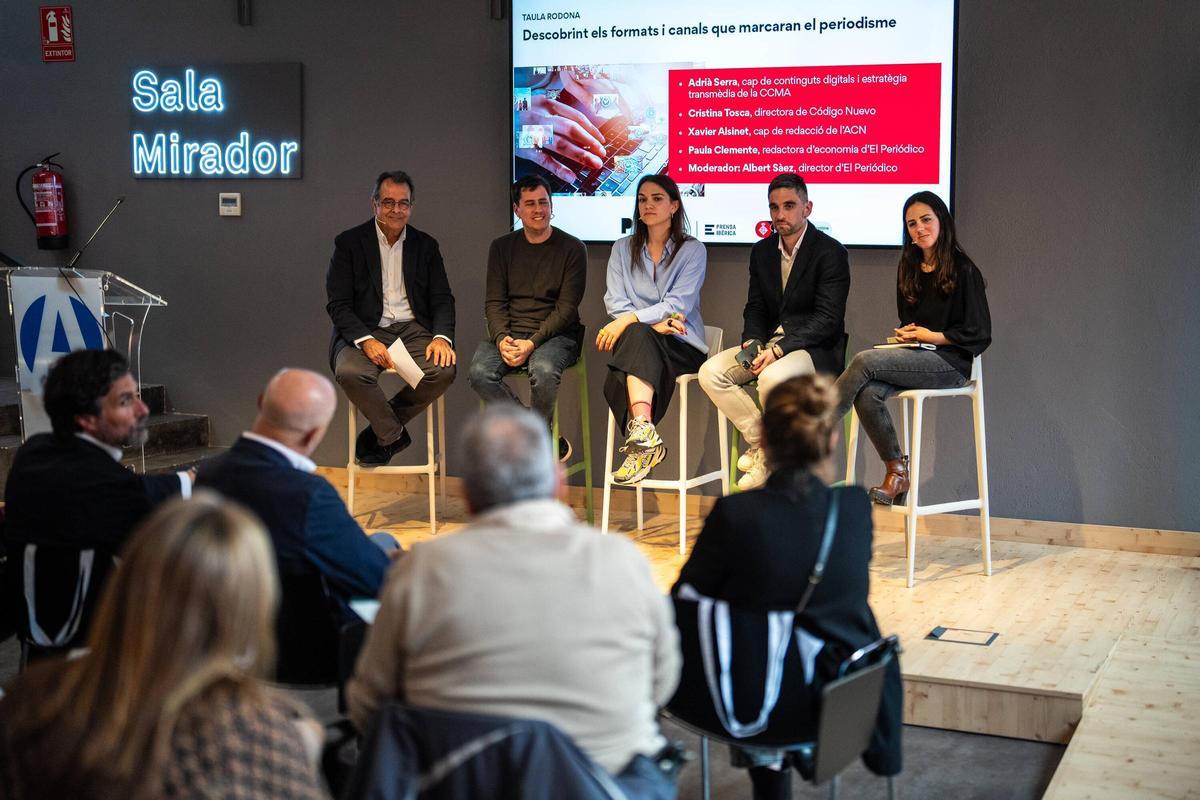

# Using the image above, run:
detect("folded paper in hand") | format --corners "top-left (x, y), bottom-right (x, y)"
top-left (386, 338), bottom-right (425, 389)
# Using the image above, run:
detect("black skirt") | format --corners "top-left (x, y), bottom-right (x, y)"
top-left (603, 321), bottom-right (706, 430)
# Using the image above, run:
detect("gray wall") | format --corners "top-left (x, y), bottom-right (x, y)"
top-left (2, 1), bottom-right (1197, 531)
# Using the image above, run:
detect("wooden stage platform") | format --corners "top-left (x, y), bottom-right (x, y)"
top-left (337, 478), bottom-right (1200, 794)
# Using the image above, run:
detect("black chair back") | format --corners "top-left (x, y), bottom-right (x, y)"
top-left (275, 571), bottom-right (340, 684)
top-left (813, 647), bottom-right (892, 784)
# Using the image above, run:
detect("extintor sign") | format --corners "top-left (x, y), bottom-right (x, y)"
top-left (41, 6), bottom-right (75, 63)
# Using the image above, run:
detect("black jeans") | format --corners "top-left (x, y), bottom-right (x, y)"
top-left (832, 348), bottom-right (967, 461)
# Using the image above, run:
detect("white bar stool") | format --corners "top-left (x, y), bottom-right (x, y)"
top-left (601, 326), bottom-right (730, 554)
top-left (346, 395), bottom-right (446, 535)
top-left (845, 356), bottom-right (991, 588)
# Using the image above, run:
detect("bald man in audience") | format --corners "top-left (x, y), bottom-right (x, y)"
top-left (347, 404), bottom-right (681, 798)
top-left (197, 369), bottom-right (396, 679)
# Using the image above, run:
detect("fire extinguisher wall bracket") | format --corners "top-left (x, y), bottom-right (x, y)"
top-left (17, 153), bottom-right (69, 251)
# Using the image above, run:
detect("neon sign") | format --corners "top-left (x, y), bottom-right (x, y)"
top-left (131, 69), bottom-right (225, 113)
top-left (130, 63), bottom-right (302, 179)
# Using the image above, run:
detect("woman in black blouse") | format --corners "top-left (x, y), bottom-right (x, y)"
top-left (833, 191), bottom-right (991, 504)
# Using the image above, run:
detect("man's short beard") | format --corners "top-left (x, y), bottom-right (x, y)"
top-left (123, 426), bottom-right (149, 448)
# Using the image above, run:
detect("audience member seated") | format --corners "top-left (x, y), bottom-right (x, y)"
top-left (3, 349), bottom-right (190, 653)
top-left (0, 492), bottom-right (328, 799)
top-left (196, 368), bottom-right (396, 682)
top-left (346, 403), bottom-right (682, 799)
top-left (672, 375), bottom-right (902, 800)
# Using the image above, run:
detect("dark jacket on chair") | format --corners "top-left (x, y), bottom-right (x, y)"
top-left (671, 469), bottom-right (902, 776)
top-left (343, 702), bottom-right (627, 800)
top-left (3, 433), bottom-right (182, 651)
top-left (325, 219), bottom-right (456, 369)
top-left (742, 227), bottom-right (849, 375)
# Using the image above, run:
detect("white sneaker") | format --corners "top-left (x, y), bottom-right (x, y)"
top-left (736, 447), bottom-right (762, 473)
top-left (737, 460), bottom-right (768, 491)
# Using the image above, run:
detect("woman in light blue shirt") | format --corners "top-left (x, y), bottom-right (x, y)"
top-left (598, 174), bottom-right (708, 485)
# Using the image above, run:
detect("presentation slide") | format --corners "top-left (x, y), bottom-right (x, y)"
top-left (511, 0), bottom-right (956, 246)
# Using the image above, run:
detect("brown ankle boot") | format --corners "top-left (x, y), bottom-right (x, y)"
top-left (869, 456), bottom-right (910, 505)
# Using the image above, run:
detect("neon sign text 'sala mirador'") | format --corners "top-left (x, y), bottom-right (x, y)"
top-left (131, 68), bottom-right (299, 177)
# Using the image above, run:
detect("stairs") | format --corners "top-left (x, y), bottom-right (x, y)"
top-left (0, 379), bottom-right (226, 487)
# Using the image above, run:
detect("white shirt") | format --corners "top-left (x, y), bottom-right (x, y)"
top-left (774, 223), bottom-right (808, 335)
top-left (376, 221), bottom-right (415, 328)
top-left (76, 432), bottom-right (192, 497)
top-left (778, 222), bottom-right (808, 291)
top-left (241, 431), bottom-right (316, 473)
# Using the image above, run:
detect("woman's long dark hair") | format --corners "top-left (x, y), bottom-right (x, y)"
top-left (630, 174), bottom-right (690, 272)
top-left (898, 191), bottom-right (971, 305)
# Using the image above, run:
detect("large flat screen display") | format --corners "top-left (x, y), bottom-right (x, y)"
top-left (511, 0), bottom-right (956, 246)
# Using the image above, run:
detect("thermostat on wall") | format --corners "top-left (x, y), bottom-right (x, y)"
top-left (218, 192), bottom-right (242, 216)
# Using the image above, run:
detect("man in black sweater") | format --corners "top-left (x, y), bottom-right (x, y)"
top-left (468, 175), bottom-right (587, 460)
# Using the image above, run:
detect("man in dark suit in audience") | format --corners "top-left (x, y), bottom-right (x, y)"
top-left (197, 368), bottom-right (395, 681)
top-left (3, 349), bottom-right (190, 650)
top-left (326, 170), bottom-right (456, 466)
top-left (197, 367), bottom-right (393, 608)
top-left (347, 404), bottom-right (681, 798)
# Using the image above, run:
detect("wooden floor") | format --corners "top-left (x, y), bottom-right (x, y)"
top-left (1041, 636), bottom-right (1200, 799)
top-left (342, 483), bottom-right (1200, 794)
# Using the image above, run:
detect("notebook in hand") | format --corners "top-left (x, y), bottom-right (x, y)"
top-left (874, 337), bottom-right (937, 350)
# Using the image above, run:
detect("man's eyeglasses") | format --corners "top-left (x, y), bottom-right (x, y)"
top-left (377, 199), bottom-right (413, 211)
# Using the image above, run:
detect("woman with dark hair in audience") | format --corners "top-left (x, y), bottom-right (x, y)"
top-left (0, 492), bottom-right (328, 800)
top-left (673, 374), bottom-right (901, 800)
top-left (833, 190), bottom-right (991, 504)
top-left (598, 173), bottom-right (708, 485)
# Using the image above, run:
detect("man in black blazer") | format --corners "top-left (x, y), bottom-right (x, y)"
top-left (326, 170), bottom-right (456, 465)
top-left (3, 349), bottom-right (189, 650)
top-left (698, 173), bottom-right (849, 489)
top-left (196, 368), bottom-right (394, 681)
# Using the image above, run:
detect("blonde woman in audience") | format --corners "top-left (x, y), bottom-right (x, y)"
top-left (0, 492), bottom-right (328, 800)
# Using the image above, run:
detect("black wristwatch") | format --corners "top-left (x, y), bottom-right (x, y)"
top-left (771, 343), bottom-right (785, 359)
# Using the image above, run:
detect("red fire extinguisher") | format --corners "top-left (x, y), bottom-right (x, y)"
top-left (17, 153), bottom-right (69, 250)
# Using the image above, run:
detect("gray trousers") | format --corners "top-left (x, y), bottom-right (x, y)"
top-left (334, 320), bottom-right (455, 446)
top-left (832, 347), bottom-right (966, 461)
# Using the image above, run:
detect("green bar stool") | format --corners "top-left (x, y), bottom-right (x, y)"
top-left (476, 348), bottom-right (595, 524)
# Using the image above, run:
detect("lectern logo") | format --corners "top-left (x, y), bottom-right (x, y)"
top-left (18, 293), bottom-right (104, 373)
